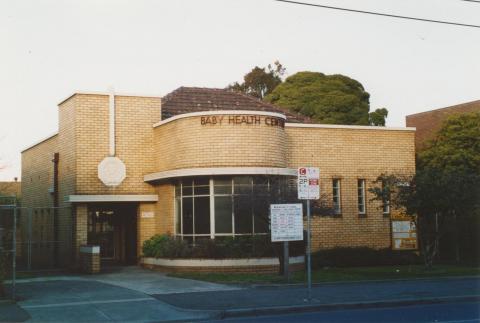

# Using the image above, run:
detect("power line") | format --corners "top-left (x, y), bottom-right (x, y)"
top-left (460, 0), bottom-right (480, 3)
top-left (274, 0), bottom-right (480, 29)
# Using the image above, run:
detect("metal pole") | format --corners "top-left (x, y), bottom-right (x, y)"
top-left (12, 199), bottom-right (17, 301)
top-left (307, 199), bottom-right (311, 300)
top-left (283, 241), bottom-right (289, 282)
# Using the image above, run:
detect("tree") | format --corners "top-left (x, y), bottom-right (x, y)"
top-left (265, 72), bottom-right (385, 125)
top-left (369, 108), bottom-right (388, 126)
top-left (370, 112), bottom-right (480, 267)
top-left (228, 61), bottom-right (285, 99)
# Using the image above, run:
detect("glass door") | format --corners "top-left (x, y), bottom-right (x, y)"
top-left (87, 209), bottom-right (115, 259)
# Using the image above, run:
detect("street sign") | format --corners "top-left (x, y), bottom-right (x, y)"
top-left (297, 167), bottom-right (320, 200)
top-left (270, 204), bottom-right (303, 242)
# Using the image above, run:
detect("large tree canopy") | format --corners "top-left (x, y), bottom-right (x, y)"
top-left (265, 72), bottom-right (373, 125)
top-left (419, 112), bottom-right (480, 173)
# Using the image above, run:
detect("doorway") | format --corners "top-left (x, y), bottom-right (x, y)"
top-left (87, 204), bottom-right (138, 265)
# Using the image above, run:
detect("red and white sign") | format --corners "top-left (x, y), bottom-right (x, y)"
top-left (297, 167), bottom-right (320, 200)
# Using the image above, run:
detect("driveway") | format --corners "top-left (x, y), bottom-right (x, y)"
top-left (9, 266), bottom-right (239, 322)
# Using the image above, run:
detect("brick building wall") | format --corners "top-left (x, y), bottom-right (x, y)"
top-left (153, 113), bottom-right (287, 171)
top-left (73, 94), bottom-right (160, 195)
top-left (406, 100), bottom-right (480, 151)
top-left (286, 125), bottom-right (416, 250)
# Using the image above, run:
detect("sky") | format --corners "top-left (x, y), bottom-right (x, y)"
top-left (0, 0), bottom-right (479, 181)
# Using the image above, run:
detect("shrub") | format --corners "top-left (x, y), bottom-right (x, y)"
top-left (142, 234), bottom-right (190, 258)
top-left (142, 234), bottom-right (305, 259)
top-left (311, 247), bottom-right (422, 268)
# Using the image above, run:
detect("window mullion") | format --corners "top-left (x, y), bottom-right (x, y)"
top-left (180, 181), bottom-right (183, 237)
top-left (231, 179), bottom-right (235, 236)
top-left (209, 178), bottom-right (215, 239)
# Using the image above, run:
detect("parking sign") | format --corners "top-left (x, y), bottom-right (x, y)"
top-left (297, 167), bottom-right (320, 200)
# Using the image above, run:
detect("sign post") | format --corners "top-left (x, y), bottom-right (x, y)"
top-left (297, 167), bottom-right (320, 301)
top-left (270, 204), bottom-right (304, 282)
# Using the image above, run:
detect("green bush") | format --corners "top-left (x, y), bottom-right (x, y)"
top-left (311, 247), bottom-right (422, 268)
top-left (142, 234), bottom-right (190, 258)
top-left (142, 234), bottom-right (305, 259)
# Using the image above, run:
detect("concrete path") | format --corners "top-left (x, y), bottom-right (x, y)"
top-left (91, 266), bottom-right (242, 295)
top-left (14, 280), bottom-right (216, 322)
top-left (7, 266), bottom-right (240, 322)
top-left (13, 266), bottom-right (241, 295)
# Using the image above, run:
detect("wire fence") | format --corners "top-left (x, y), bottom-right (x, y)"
top-left (0, 196), bottom-right (73, 300)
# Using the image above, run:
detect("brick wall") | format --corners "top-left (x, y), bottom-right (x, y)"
top-left (286, 126), bottom-right (416, 250)
top-left (153, 114), bottom-right (287, 172)
top-left (406, 100), bottom-right (480, 151)
top-left (21, 134), bottom-right (58, 208)
top-left (74, 94), bottom-right (160, 194)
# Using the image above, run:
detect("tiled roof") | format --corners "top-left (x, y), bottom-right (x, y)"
top-left (161, 87), bottom-right (311, 123)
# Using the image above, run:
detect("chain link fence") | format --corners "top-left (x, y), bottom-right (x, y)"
top-left (0, 197), bottom-right (73, 299)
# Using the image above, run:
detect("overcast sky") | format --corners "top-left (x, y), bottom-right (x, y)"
top-left (0, 0), bottom-right (479, 181)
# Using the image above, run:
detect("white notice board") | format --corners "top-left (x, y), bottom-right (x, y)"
top-left (270, 204), bottom-right (304, 242)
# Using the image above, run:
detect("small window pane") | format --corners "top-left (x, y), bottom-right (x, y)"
top-left (215, 196), bottom-right (232, 233)
top-left (194, 196), bottom-right (210, 234)
top-left (234, 196), bottom-right (253, 234)
top-left (214, 178), bottom-right (232, 194)
top-left (175, 182), bottom-right (181, 196)
top-left (253, 199), bottom-right (269, 233)
top-left (182, 185), bottom-right (193, 196)
top-left (194, 185), bottom-right (210, 195)
top-left (333, 179), bottom-right (341, 214)
top-left (357, 179), bottom-right (365, 214)
top-left (182, 197), bottom-right (193, 234)
top-left (175, 197), bottom-right (181, 234)
top-left (234, 176), bottom-right (251, 185)
top-left (194, 178), bottom-right (209, 186)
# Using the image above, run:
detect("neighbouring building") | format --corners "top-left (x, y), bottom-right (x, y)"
top-left (406, 100), bottom-right (480, 151)
top-left (0, 179), bottom-right (21, 199)
top-left (21, 87), bottom-right (416, 267)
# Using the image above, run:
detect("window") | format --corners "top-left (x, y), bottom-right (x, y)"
top-left (382, 180), bottom-right (390, 215)
top-left (174, 178), bottom-right (211, 242)
top-left (357, 179), bottom-right (366, 215)
top-left (175, 176), bottom-right (294, 241)
top-left (332, 179), bottom-right (341, 215)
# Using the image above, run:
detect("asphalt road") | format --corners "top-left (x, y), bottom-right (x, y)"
top-left (210, 301), bottom-right (480, 323)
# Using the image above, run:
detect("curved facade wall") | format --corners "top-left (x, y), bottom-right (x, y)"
top-left (153, 112), bottom-right (287, 172)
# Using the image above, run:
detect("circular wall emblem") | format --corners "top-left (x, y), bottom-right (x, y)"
top-left (98, 157), bottom-right (126, 187)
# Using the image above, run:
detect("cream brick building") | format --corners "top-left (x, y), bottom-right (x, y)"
top-left (21, 87), bottom-right (415, 266)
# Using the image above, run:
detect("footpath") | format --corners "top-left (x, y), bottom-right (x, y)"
top-left (1, 268), bottom-right (479, 322)
top-left (152, 276), bottom-right (480, 319)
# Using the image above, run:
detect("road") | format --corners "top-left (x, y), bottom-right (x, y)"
top-left (211, 301), bottom-right (480, 322)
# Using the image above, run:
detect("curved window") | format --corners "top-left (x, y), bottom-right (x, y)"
top-left (174, 176), bottom-right (295, 241)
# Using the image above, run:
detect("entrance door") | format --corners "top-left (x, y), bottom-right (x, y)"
top-left (87, 204), bottom-right (137, 264)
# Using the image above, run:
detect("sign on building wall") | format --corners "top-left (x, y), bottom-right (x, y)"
top-left (270, 204), bottom-right (303, 242)
top-left (297, 167), bottom-right (320, 200)
top-left (391, 215), bottom-right (418, 250)
top-left (141, 211), bottom-right (155, 218)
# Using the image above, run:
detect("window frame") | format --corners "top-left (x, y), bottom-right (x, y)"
top-left (175, 176), bottom-right (274, 241)
top-left (382, 180), bottom-right (391, 216)
top-left (357, 179), bottom-right (366, 215)
top-left (332, 178), bottom-right (342, 215)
